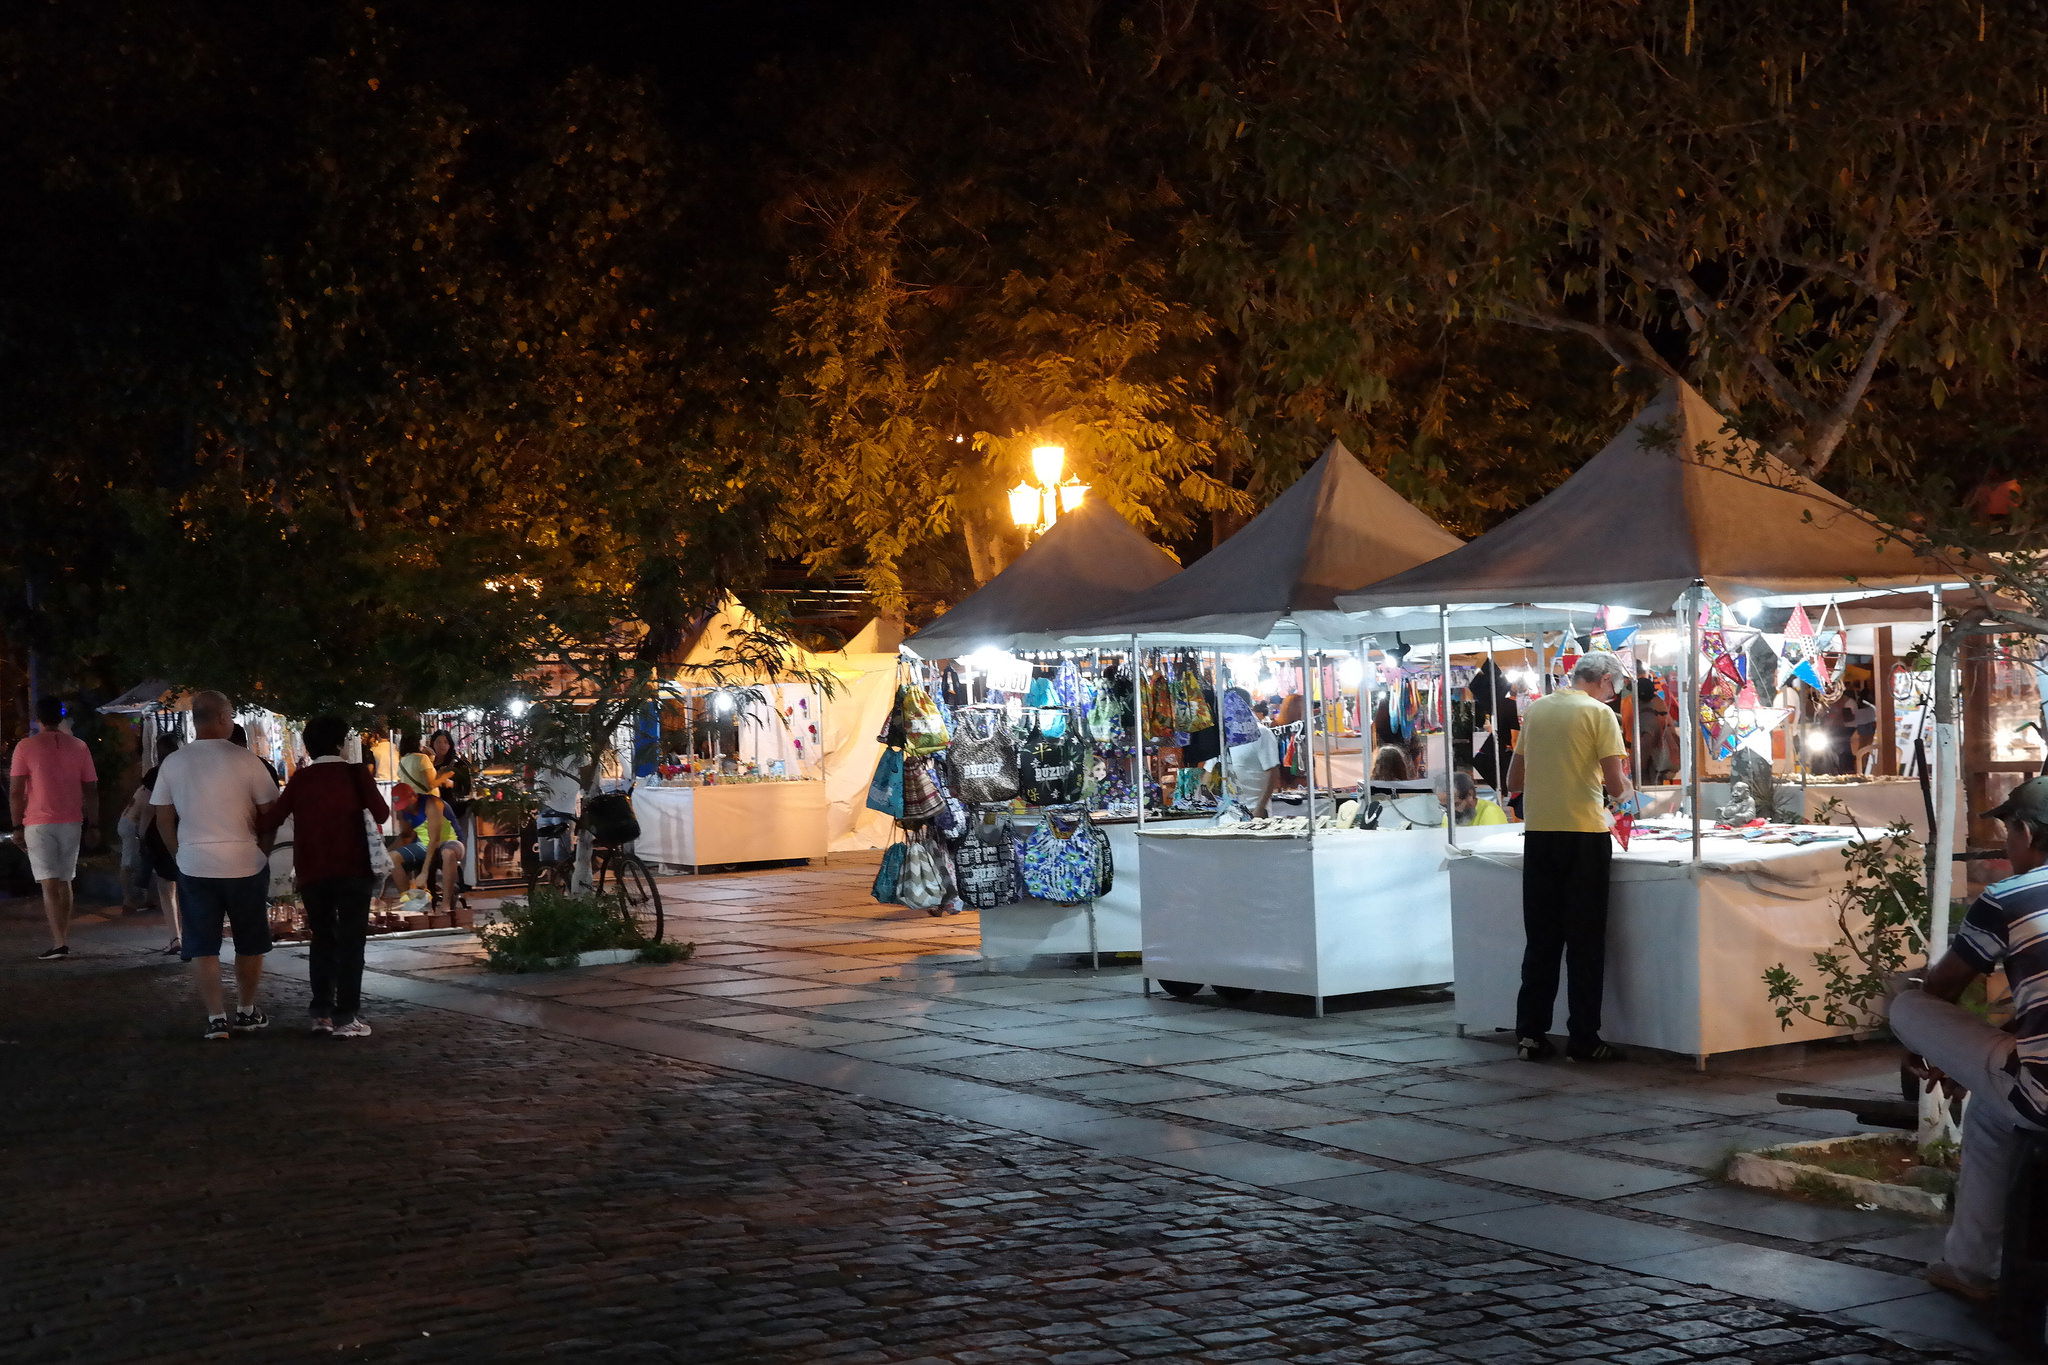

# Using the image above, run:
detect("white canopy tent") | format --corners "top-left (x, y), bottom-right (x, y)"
top-left (1065, 439), bottom-right (1468, 648)
top-left (671, 598), bottom-right (900, 852)
top-left (1338, 380), bottom-right (1965, 620)
top-left (900, 499), bottom-right (1182, 658)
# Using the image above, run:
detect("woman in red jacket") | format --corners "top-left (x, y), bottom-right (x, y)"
top-left (260, 716), bottom-right (389, 1038)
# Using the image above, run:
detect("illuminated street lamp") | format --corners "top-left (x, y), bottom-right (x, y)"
top-left (1009, 444), bottom-right (1088, 537)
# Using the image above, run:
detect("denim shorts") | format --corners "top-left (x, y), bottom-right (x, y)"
top-left (178, 868), bottom-right (273, 960)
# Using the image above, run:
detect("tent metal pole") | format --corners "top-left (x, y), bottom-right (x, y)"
top-left (1440, 606), bottom-right (1457, 850)
top-left (1928, 587), bottom-right (1950, 942)
top-left (1359, 638), bottom-right (1373, 790)
top-left (1629, 642), bottom-right (1644, 789)
top-left (1299, 623), bottom-right (1317, 846)
top-left (1687, 586), bottom-right (1704, 866)
top-left (1483, 633), bottom-right (1503, 792)
top-left (1131, 636), bottom-right (1145, 831)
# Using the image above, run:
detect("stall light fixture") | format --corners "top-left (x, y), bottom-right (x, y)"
top-left (506, 698), bottom-right (530, 719)
top-left (712, 690), bottom-right (734, 715)
top-left (1337, 656), bottom-right (1365, 687)
top-left (1804, 729), bottom-right (1832, 753)
top-left (462, 708), bottom-right (483, 723)
top-left (1734, 598), bottom-right (1763, 622)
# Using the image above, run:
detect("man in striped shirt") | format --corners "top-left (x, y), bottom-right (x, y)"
top-left (1890, 776), bottom-right (2048, 1301)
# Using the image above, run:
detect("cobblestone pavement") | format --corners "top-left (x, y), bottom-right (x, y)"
top-left (1, 893), bottom-right (2017, 1364)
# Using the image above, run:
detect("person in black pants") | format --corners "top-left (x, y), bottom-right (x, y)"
top-left (1504, 653), bottom-right (1634, 1062)
top-left (260, 716), bottom-right (390, 1038)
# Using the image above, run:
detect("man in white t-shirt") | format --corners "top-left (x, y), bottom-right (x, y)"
top-left (152, 690), bottom-right (280, 1041)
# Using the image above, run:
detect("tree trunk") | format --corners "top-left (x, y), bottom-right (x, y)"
top-left (961, 505), bottom-right (1017, 585)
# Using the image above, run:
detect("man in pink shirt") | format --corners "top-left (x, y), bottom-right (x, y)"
top-left (10, 696), bottom-right (99, 960)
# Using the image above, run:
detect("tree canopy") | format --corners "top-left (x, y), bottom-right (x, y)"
top-left (4, 0), bottom-right (2045, 710)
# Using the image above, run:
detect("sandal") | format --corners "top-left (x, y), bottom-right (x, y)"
top-left (163, 940), bottom-right (181, 955)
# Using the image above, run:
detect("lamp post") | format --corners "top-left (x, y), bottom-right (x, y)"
top-left (1009, 444), bottom-right (1088, 537)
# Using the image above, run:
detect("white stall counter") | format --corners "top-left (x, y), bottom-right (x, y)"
top-left (1447, 823), bottom-right (1873, 1061)
top-left (1138, 826), bottom-right (1454, 1009)
top-left (632, 781), bottom-right (828, 870)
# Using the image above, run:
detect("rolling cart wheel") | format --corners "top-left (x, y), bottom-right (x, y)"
top-left (1213, 986), bottom-right (1256, 1002)
top-left (1157, 980), bottom-right (1203, 998)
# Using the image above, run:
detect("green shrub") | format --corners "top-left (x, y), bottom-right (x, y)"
top-left (480, 885), bottom-right (640, 973)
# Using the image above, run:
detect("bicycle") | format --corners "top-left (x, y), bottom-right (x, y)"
top-left (521, 805), bottom-right (665, 945)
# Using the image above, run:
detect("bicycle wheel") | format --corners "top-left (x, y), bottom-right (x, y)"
top-left (599, 850), bottom-right (664, 944)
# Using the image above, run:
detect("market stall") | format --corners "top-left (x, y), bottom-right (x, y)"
top-left (1063, 439), bottom-right (1512, 1008)
top-left (664, 597), bottom-right (901, 856)
top-left (632, 778), bottom-right (829, 869)
top-left (1340, 379), bottom-right (1969, 1051)
top-left (1140, 825), bottom-right (1453, 1008)
top-left (887, 501), bottom-right (1186, 956)
top-left (1448, 821), bottom-right (1868, 1059)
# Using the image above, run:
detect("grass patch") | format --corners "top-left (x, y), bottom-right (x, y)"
top-left (636, 939), bottom-right (696, 964)
top-left (1758, 1134), bottom-right (1958, 1197)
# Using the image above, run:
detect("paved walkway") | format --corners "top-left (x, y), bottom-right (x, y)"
top-left (0, 863), bottom-right (2016, 1362)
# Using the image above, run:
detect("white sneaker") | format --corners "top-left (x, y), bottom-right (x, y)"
top-left (331, 1019), bottom-right (373, 1039)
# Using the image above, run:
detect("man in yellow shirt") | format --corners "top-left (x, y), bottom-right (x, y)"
top-left (1449, 771), bottom-right (1509, 826)
top-left (1505, 652), bottom-right (1634, 1062)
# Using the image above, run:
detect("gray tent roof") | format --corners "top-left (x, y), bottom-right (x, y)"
top-left (1339, 381), bottom-right (1962, 617)
top-left (900, 499), bottom-right (1182, 656)
top-left (97, 680), bottom-right (186, 715)
top-left (1062, 440), bottom-right (1467, 646)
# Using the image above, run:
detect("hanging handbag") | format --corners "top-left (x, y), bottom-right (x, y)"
top-left (866, 747), bottom-right (906, 817)
top-left (948, 709), bottom-right (1020, 805)
top-left (1019, 719), bottom-right (1081, 806)
top-left (871, 835), bottom-right (907, 904)
top-left (1015, 813), bottom-right (1100, 903)
top-left (952, 816), bottom-right (1020, 910)
top-left (901, 755), bottom-right (946, 822)
top-left (896, 684), bottom-right (952, 758)
top-left (897, 831), bottom-right (949, 911)
top-left (1082, 815), bottom-right (1114, 898)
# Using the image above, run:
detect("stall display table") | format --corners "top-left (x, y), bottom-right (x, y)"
top-left (1448, 823), bottom-right (1872, 1061)
top-left (631, 781), bottom-right (827, 870)
top-left (1138, 826), bottom-right (1454, 1013)
top-left (977, 816), bottom-right (1197, 969)
top-left (1639, 776), bottom-right (1927, 836)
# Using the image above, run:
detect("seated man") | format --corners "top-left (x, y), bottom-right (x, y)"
top-left (1889, 776), bottom-right (2048, 1301)
top-left (1448, 770), bottom-right (1509, 826)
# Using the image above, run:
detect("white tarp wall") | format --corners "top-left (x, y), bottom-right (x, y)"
top-left (816, 656), bottom-right (899, 851)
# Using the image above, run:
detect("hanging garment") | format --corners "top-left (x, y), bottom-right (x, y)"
top-left (1054, 659), bottom-right (1085, 713)
top-left (1220, 688), bottom-right (1259, 747)
top-left (948, 709), bottom-right (1020, 805)
top-left (1181, 683), bottom-right (1221, 765)
top-left (1015, 813), bottom-right (1111, 903)
top-left (1026, 675), bottom-right (1059, 709)
top-left (1144, 672), bottom-right (1177, 743)
top-left (1019, 720), bottom-right (1082, 806)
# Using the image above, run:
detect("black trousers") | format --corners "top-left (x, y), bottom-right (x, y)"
top-left (302, 874), bottom-right (375, 1025)
top-left (1514, 830), bottom-right (1612, 1046)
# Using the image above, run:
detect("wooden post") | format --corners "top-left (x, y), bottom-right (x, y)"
top-left (1874, 628), bottom-right (1897, 776)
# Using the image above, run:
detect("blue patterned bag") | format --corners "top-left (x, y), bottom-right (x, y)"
top-left (866, 748), bottom-right (905, 817)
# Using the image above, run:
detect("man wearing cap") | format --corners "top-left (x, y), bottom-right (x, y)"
top-left (1889, 775), bottom-right (2048, 1301)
